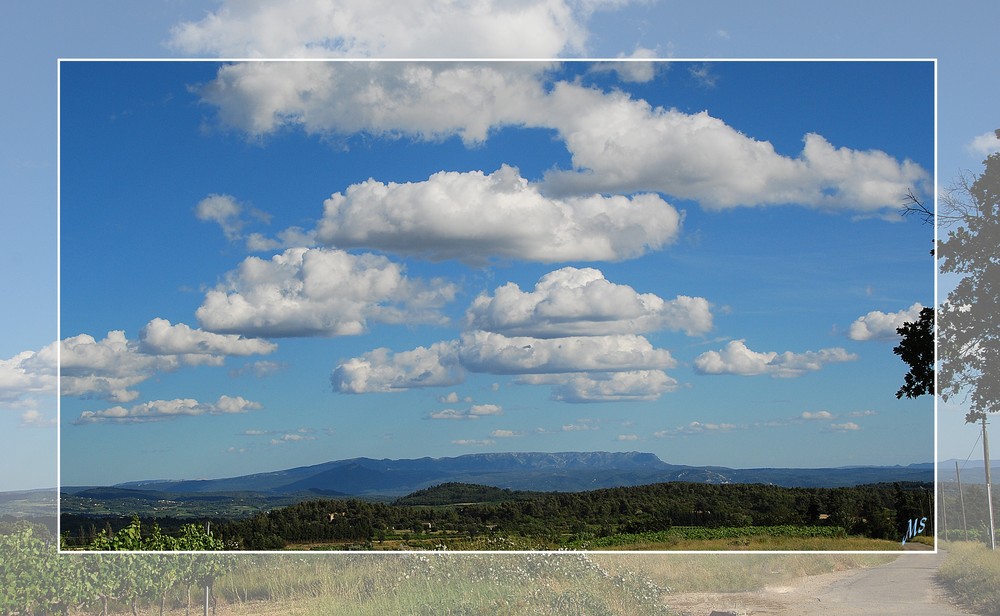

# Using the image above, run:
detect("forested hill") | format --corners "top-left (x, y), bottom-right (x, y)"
top-left (393, 482), bottom-right (536, 506)
top-left (202, 480), bottom-right (933, 550)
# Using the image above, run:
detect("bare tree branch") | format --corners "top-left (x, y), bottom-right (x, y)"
top-left (900, 188), bottom-right (934, 224)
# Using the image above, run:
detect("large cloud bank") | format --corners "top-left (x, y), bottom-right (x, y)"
top-left (168, 0), bottom-right (620, 58)
top-left (197, 62), bottom-right (929, 215)
top-left (332, 267), bottom-right (692, 402)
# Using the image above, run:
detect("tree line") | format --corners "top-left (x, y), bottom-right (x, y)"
top-left (91, 480), bottom-right (936, 550)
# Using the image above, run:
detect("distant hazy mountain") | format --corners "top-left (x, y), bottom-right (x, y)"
top-left (939, 459), bottom-right (1000, 484)
top-left (99, 451), bottom-right (933, 498)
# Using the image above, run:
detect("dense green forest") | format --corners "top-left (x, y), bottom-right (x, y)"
top-left (63, 480), bottom-right (933, 550)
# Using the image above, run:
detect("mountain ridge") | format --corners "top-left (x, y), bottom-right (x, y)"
top-left (93, 451), bottom-right (934, 497)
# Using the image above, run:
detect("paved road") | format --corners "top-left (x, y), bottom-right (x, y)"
top-left (664, 551), bottom-right (979, 615)
top-left (797, 551), bottom-right (974, 615)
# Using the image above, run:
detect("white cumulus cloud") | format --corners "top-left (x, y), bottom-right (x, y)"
top-left (967, 130), bottom-right (1000, 156)
top-left (57, 323), bottom-right (277, 403)
top-left (140, 318), bottom-right (277, 358)
top-left (317, 166), bottom-right (681, 263)
top-left (59, 331), bottom-right (180, 403)
top-left (848, 302), bottom-right (924, 341)
top-left (331, 341), bottom-right (464, 393)
top-left (331, 330), bottom-right (677, 400)
top-left (168, 0), bottom-right (599, 58)
top-left (466, 266), bottom-right (711, 337)
top-left (195, 193), bottom-right (245, 241)
top-left (693, 339), bottom-right (857, 378)
top-left (0, 347), bottom-right (57, 406)
top-left (587, 47), bottom-right (664, 83)
top-left (198, 62), bottom-right (549, 144)
top-left (194, 62), bottom-right (927, 216)
top-left (542, 83), bottom-right (929, 212)
top-left (458, 331), bottom-right (676, 375)
top-left (196, 247), bottom-right (456, 337)
top-left (520, 370), bottom-right (678, 402)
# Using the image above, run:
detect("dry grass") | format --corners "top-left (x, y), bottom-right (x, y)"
top-left (937, 540), bottom-right (1000, 615)
top-left (60, 540), bottom-right (904, 615)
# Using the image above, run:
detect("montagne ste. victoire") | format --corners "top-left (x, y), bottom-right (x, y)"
top-left (70, 451), bottom-right (933, 498)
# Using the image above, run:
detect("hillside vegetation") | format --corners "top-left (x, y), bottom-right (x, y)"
top-left (61, 480), bottom-right (934, 551)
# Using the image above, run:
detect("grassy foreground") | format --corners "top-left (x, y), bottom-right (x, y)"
top-left (211, 553), bottom-right (673, 616)
top-left (0, 521), bottom-right (908, 615)
top-left (84, 551), bottom-right (899, 615)
top-left (937, 540), bottom-right (1000, 615)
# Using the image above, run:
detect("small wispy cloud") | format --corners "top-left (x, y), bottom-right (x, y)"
top-left (75, 395), bottom-right (261, 424)
top-left (490, 429), bottom-right (523, 438)
top-left (19, 410), bottom-right (55, 429)
top-left (230, 360), bottom-right (285, 379)
top-left (689, 63), bottom-right (718, 88)
top-left (270, 433), bottom-right (316, 445)
top-left (451, 439), bottom-right (495, 447)
top-left (967, 130), bottom-right (1000, 156)
top-left (801, 410), bottom-right (835, 421)
top-left (654, 421), bottom-right (740, 437)
top-left (427, 404), bottom-right (503, 420)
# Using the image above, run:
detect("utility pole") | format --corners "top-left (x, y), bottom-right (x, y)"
top-left (941, 476), bottom-right (948, 541)
top-left (983, 414), bottom-right (996, 550)
top-left (956, 460), bottom-right (969, 541)
top-left (205, 521), bottom-right (213, 616)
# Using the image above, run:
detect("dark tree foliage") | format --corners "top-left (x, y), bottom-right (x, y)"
top-left (938, 151), bottom-right (1000, 423)
top-left (202, 481), bottom-right (933, 546)
top-left (894, 306), bottom-right (935, 399)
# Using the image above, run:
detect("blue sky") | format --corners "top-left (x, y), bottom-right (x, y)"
top-left (1, 0), bottom-right (998, 491)
top-left (57, 59), bottom-right (933, 485)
